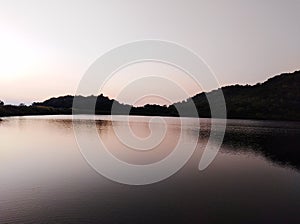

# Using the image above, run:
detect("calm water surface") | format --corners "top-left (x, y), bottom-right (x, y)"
top-left (0, 115), bottom-right (300, 223)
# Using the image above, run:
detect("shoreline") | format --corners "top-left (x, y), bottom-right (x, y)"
top-left (1, 113), bottom-right (300, 123)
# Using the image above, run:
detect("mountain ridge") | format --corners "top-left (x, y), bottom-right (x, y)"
top-left (1, 70), bottom-right (299, 121)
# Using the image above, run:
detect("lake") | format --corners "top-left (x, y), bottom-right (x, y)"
top-left (0, 115), bottom-right (300, 223)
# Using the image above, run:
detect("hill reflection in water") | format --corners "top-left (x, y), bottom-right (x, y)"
top-left (1, 115), bottom-right (299, 224)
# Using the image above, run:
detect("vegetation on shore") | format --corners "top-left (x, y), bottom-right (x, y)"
top-left (1, 70), bottom-right (299, 121)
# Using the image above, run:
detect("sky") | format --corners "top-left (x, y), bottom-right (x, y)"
top-left (0, 0), bottom-right (300, 105)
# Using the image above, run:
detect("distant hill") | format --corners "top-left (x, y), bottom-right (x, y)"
top-left (176, 70), bottom-right (300, 120)
top-left (32, 94), bottom-right (173, 116)
top-left (1, 70), bottom-right (300, 120)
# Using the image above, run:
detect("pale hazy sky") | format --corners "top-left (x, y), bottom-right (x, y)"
top-left (0, 0), bottom-right (300, 105)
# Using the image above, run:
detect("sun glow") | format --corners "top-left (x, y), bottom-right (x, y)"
top-left (0, 31), bottom-right (42, 80)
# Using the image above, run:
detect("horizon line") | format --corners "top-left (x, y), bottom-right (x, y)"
top-left (3, 69), bottom-right (299, 106)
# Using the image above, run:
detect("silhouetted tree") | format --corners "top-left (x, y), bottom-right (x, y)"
top-left (0, 100), bottom-right (4, 106)
top-left (1, 70), bottom-right (299, 120)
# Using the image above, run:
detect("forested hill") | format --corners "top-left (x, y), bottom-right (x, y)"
top-left (176, 70), bottom-right (300, 120)
top-left (1, 70), bottom-right (299, 121)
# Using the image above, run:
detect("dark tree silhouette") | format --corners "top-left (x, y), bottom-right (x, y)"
top-left (1, 70), bottom-right (300, 120)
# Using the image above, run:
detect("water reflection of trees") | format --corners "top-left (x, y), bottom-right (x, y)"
top-left (44, 117), bottom-right (300, 171)
top-left (200, 125), bottom-right (300, 171)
